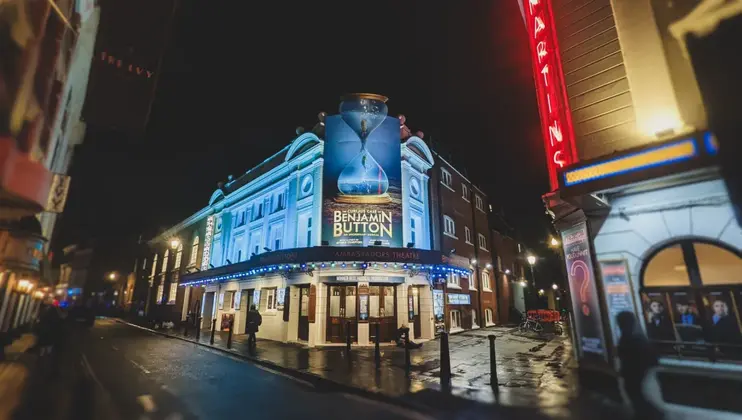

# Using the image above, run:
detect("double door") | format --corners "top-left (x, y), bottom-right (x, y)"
top-left (327, 285), bottom-right (357, 343)
top-left (240, 289), bottom-right (255, 334)
top-left (369, 285), bottom-right (397, 342)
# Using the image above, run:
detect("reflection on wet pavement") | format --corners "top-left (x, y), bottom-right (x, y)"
top-left (157, 322), bottom-right (586, 412)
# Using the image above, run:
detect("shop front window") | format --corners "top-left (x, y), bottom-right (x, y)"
top-left (640, 240), bottom-right (742, 361)
top-left (450, 309), bottom-right (461, 330)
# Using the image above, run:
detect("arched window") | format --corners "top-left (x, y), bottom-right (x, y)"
top-left (169, 244), bottom-right (183, 304)
top-left (189, 236), bottom-right (200, 267)
top-left (640, 240), bottom-right (742, 360)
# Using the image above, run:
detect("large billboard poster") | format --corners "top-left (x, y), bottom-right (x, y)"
top-left (321, 100), bottom-right (402, 247)
top-left (561, 222), bottom-right (608, 362)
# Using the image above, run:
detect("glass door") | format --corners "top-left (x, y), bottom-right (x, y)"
top-left (326, 285), bottom-right (357, 343)
top-left (298, 286), bottom-right (310, 341)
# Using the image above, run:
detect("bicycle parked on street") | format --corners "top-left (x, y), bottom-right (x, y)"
top-left (519, 315), bottom-right (544, 333)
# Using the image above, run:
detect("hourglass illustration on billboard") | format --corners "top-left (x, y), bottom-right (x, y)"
top-left (335, 93), bottom-right (392, 204)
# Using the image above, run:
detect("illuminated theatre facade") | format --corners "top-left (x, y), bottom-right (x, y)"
top-left (147, 94), bottom-right (497, 346)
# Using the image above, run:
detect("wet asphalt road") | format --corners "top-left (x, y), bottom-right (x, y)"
top-left (79, 319), bottom-right (427, 420)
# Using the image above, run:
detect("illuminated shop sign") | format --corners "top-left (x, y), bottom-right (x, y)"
top-left (562, 137), bottom-right (697, 187)
top-left (322, 94), bottom-right (403, 247)
top-left (524, 0), bottom-right (576, 190)
top-left (201, 215), bottom-right (215, 271)
top-left (446, 293), bottom-right (471, 305)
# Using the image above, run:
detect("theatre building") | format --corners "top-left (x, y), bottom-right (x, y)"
top-left (520, 0), bottom-right (742, 414)
top-left (144, 94), bottom-right (497, 346)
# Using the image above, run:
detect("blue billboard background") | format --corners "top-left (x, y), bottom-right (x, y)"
top-left (322, 114), bottom-right (402, 247)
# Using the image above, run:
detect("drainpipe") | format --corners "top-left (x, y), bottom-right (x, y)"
top-left (469, 189), bottom-right (483, 328)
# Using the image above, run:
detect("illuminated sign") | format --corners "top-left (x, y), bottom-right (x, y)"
top-left (524, 0), bottom-right (576, 190)
top-left (321, 98), bottom-right (403, 247)
top-left (98, 52), bottom-right (155, 79)
top-left (446, 293), bottom-right (471, 305)
top-left (201, 215), bottom-right (215, 271)
top-left (563, 138), bottom-right (697, 187)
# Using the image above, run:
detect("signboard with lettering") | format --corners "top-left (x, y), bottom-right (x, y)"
top-left (276, 288), bottom-right (286, 311)
top-left (446, 293), bottom-right (471, 305)
top-left (600, 260), bottom-right (637, 344)
top-left (433, 289), bottom-right (444, 322)
top-left (321, 105), bottom-right (402, 247)
top-left (523, 0), bottom-right (577, 190)
top-left (358, 281), bottom-right (369, 321)
top-left (561, 222), bottom-right (608, 362)
top-left (82, 0), bottom-right (177, 131)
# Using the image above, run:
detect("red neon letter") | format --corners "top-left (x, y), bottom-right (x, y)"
top-left (549, 120), bottom-right (563, 146)
top-left (536, 42), bottom-right (547, 63)
top-left (540, 64), bottom-right (549, 86)
top-left (553, 150), bottom-right (566, 167)
top-left (534, 16), bottom-right (546, 38)
top-left (528, 0), bottom-right (539, 15)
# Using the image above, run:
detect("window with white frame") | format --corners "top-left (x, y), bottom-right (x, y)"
top-left (471, 309), bottom-right (478, 327)
top-left (232, 235), bottom-right (244, 262)
top-left (443, 215), bottom-right (456, 237)
top-left (167, 280), bottom-right (178, 304)
top-left (298, 212), bottom-right (312, 248)
top-left (189, 236), bottom-right (199, 266)
top-left (410, 214), bottom-right (422, 247)
top-left (161, 249), bottom-right (169, 273)
top-left (465, 226), bottom-right (472, 244)
top-left (269, 224), bottom-right (283, 251)
top-left (253, 202), bottom-right (263, 220)
top-left (450, 309), bottom-right (461, 330)
top-left (273, 192), bottom-right (285, 212)
top-left (150, 254), bottom-right (158, 279)
top-left (441, 168), bottom-right (452, 188)
top-left (265, 288), bottom-right (277, 311)
top-left (475, 195), bottom-right (484, 211)
top-left (482, 270), bottom-right (491, 290)
top-left (249, 230), bottom-right (262, 257)
top-left (306, 216), bottom-right (312, 247)
top-left (447, 273), bottom-right (460, 288)
top-left (469, 274), bottom-right (476, 290)
top-left (461, 183), bottom-right (470, 201)
top-left (478, 233), bottom-right (488, 251)
top-left (156, 284), bottom-right (164, 305)
top-left (173, 244), bottom-right (183, 271)
top-left (485, 308), bottom-right (494, 325)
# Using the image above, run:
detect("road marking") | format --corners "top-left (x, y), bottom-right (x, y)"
top-left (137, 395), bottom-right (157, 413)
top-left (81, 353), bottom-right (106, 391)
top-left (111, 345), bottom-right (119, 351)
top-left (129, 359), bottom-right (151, 374)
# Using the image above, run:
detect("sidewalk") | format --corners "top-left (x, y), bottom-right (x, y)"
top-left (119, 317), bottom-right (628, 419)
top-left (0, 334), bottom-right (35, 420)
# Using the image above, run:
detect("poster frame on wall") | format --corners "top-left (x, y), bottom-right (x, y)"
top-left (560, 221), bottom-right (610, 365)
top-left (598, 259), bottom-right (639, 347)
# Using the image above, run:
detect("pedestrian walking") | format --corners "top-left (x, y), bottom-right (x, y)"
top-left (246, 304), bottom-right (262, 351)
top-left (36, 302), bottom-right (67, 376)
top-left (617, 311), bottom-right (664, 420)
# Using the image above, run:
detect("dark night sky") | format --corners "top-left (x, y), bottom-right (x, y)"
top-left (55, 1), bottom-right (558, 276)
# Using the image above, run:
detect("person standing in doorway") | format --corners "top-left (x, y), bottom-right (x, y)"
top-left (617, 311), bottom-right (664, 420)
top-left (246, 304), bottom-right (262, 351)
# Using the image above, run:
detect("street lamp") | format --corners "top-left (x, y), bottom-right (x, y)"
top-left (552, 283), bottom-right (558, 290)
top-left (550, 237), bottom-right (560, 247)
top-left (470, 258), bottom-right (477, 265)
top-left (526, 255), bottom-right (536, 266)
top-left (170, 238), bottom-right (181, 249)
top-left (108, 272), bottom-right (118, 281)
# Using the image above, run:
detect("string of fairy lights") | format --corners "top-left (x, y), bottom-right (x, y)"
top-left (180, 262), bottom-right (471, 287)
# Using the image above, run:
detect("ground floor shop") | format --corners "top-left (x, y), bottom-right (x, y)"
top-left (547, 132), bottom-right (742, 415)
top-left (174, 247), bottom-right (502, 346)
top-left (189, 271), bottom-right (436, 346)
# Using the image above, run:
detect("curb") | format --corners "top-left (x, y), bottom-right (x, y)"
top-left (113, 318), bottom-right (441, 416)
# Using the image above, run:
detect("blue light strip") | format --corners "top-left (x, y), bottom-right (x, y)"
top-left (703, 131), bottom-right (719, 155)
top-left (179, 262), bottom-right (472, 287)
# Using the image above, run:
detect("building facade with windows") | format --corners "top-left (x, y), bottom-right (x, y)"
top-left (0, 0), bottom-right (99, 343)
top-left (144, 97), bottom-right (497, 346)
top-left (520, 0), bottom-right (742, 414)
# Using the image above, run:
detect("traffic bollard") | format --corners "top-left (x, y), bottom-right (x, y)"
top-left (374, 323), bottom-right (381, 368)
top-left (210, 318), bottom-right (217, 345)
top-left (227, 319), bottom-right (234, 349)
top-left (346, 321), bottom-right (352, 353)
top-left (404, 328), bottom-right (411, 373)
top-left (488, 334), bottom-right (498, 389)
top-left (195, 317), bottom-right (202, 341)
top-left (440, 331), bottom-right (451, 391)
